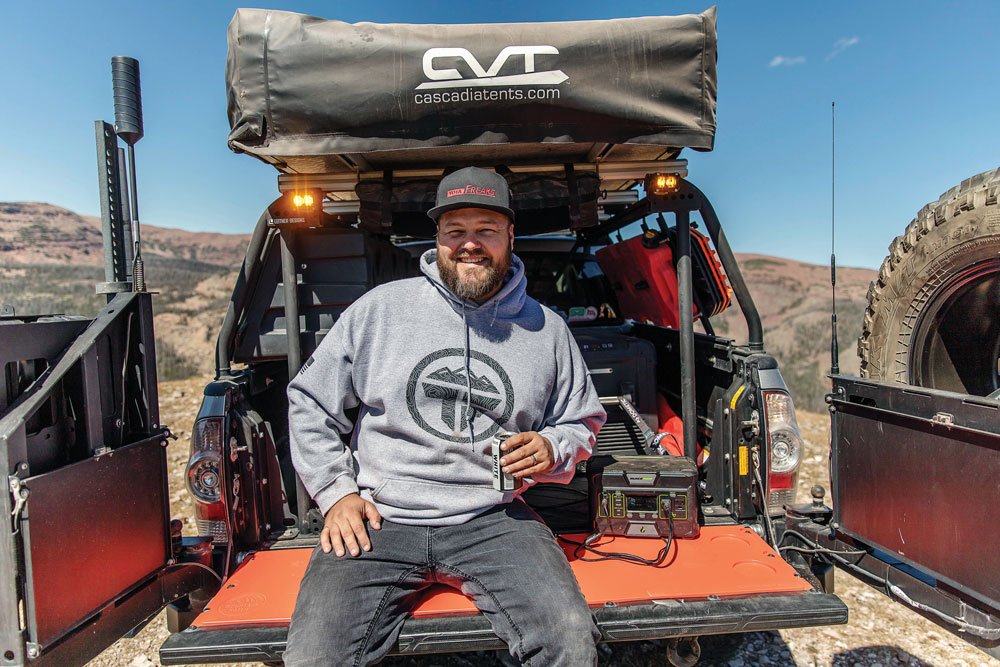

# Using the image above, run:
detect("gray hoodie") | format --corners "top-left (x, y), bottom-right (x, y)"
top-left (287, 249), bottom-right (606, 526)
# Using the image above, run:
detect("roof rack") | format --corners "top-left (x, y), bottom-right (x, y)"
top-left (320, 188), bottom-right (642, 218)
top-left (277, 159), bottom-right (688, 198)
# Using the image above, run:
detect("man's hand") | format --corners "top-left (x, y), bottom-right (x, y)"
top-left (321, 493), bottom-right (382, 557)
top-left (500, 431), bottom-right (555, 479)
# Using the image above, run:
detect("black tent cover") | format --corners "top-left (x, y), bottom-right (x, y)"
top-left (226, 8), bottom-right (717, 173)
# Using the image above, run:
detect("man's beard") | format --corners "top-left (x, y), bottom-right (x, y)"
top-left (437, 246), bottom-right (512, 302)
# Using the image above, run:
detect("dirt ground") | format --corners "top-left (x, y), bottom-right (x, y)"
top-left (85, 376), bottom-right (996, 667)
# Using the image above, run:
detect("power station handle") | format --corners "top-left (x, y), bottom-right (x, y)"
top-left (111, 56), bottom-right (143, 145)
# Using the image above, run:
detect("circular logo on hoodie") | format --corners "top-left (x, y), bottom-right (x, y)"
top-left (406, 348), bottom-right (514, 443)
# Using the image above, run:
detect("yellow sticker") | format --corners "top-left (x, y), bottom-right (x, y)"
top-left (730, 385), bottom-right (746, 411)
top-left (739, 446), bottom-right (749, 476)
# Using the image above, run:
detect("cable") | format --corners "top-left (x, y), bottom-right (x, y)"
top-left (557, 510), bottom-right (676, 567)
top-left (750, 447), bottom-right (777, 549)
top-left (163, 561), bottom-right (224, 584)
top-left (779, 545), bottom-right (870, 557)
top-left (779, 527), bottom-right (1000, 640)
top-left (779, 528), bottom-right (867, 561)
top-left (886, 573), bottom-right (1000, 640)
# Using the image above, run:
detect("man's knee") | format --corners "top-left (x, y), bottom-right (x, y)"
top-left (556, 604), bottom-right (600, 643)
top-left (517, 604), bottom-right (599, 665)
top-left (284, 606), bottom-right (357, 667)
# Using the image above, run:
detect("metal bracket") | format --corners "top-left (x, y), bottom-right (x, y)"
top-left (277, 159), bottom-right (689, 195)
top-left (96, 281), bottom-right (133, 295)
top-left (931, 412), bottom-right (955, 426)
top-left (228, 436), bottom-right (248, 463)
top-left (740, 409), bottom-right (761, 438)
top-left (9, 476), bottom-right (28, 535)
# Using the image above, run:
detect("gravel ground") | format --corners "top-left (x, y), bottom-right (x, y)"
top-left (85, 377), bottom-right (997, 667)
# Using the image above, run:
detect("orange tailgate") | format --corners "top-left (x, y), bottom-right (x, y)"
top-left (192, 526), bottom-right (809, 629)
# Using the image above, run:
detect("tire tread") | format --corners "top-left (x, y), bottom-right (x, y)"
top-left (858, 167), bottom-right (1000, 379)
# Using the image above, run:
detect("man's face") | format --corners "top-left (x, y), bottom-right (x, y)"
top-left (436, 207), bottom-right (514, 302)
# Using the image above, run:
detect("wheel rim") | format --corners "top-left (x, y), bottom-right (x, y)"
top-left (910, 259), bottom-right (1000, 396)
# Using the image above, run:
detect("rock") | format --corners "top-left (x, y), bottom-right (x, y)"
top-left (127, 656), bottom-right (155, 667)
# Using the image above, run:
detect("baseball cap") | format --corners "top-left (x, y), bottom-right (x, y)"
top-left (428, 167), bottom-right (515, 222)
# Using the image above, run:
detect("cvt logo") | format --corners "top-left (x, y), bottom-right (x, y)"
top-left (418, 46), bottom-right (568, 90)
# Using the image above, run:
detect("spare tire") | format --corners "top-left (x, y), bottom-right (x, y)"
top-left (859, 168), bottom-right (1000, 396)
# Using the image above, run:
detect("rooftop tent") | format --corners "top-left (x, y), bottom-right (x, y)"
top-left (225, 8), bottom-right (718, 175)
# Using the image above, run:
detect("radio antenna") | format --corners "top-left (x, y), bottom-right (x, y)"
top-left (112, 56), bottom-right (146, 292)
top-left (830, 101), bottom-right (840, 376)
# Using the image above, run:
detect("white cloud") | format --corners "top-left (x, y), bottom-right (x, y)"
top-left (769, 55), bottom-right (806, 68)
top-left (826, 36), bottom-right (860, 61)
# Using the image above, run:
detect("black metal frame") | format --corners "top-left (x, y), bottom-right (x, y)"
top-left (214, 177), bottom-right (767, 467)
top-left (828, 376), bottom-right (1000, 611)
top-left (793, 513), bottom-right (1000, 659)
top-left (578, 178), bottom-right (765, 458)
top-left (0, 292), bottom-right (159, 469)
top-left (0, 317), bottom-right (89, 417)
top-left (0, 293), bottom-right (217, 666)
top-left (216, 208), bottom-right (277, 377)
top-left (781, 375), bottom-right (1000, 658)
top-left (94, 121), bottom-right (134, 297)
top-left (275, 226), bottom-right (317, 534)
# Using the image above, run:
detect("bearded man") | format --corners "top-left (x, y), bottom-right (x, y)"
top-left (284, 166), bottom-right (606, 667)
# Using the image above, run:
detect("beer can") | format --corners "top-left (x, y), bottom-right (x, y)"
top-left (491, 430), bottom-right (521, 492)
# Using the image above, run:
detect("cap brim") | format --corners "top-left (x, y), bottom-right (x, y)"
top-left (428, 202), bottom-right (515, 222)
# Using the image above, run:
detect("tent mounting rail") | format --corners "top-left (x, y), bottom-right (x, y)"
top-left (278, 160), bottom-right (688, 195)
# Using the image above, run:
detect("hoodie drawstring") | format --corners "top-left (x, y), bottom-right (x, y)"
top-left (462, 302), bottom-right (474, 449)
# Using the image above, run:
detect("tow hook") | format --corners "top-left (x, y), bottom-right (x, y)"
top-left (666, 636), bottom-right (701, 667)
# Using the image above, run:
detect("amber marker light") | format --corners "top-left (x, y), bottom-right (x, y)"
top-left (272, 188), bottom-right (325, 226)
top-left (647, 173), bottom-right (680, 195)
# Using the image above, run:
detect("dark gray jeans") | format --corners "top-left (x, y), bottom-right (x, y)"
top-left (283, 501), bottom-right (599, 667)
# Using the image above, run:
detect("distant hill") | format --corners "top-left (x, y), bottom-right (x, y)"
top-left (0, 202), bottom-right (251, 379)
top-left (713, 254), bottom-right (874, 410)
top-left (0, 202), bottom-right (250, 267)
top-left (0, 202), bottom-right (875, 409)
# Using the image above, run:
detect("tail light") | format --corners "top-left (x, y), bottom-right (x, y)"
top-left (763, 391), bottom-right (803, 514)
top-left (186, 417), bottom-right (228, 543)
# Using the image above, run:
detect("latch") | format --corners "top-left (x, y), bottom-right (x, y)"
top-left (9, 476), bottom-right (28, 534)
top-left (229, 435), bottom-right (248, 463)
top-left (931, 412), bottom-right (954, 426)
top-left (740, 409), bottom-right (761, 438)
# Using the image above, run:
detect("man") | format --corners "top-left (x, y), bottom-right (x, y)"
top-left (284, 166), bottom-right (606, 666)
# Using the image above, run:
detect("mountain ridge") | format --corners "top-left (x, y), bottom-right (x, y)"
top-left (0, 202), bottom-right (252, 267)
top-left (0, 201), bottom-right (876, 409)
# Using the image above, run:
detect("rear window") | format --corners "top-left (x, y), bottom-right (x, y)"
top-left (518, 252), bottom-right (621, 325)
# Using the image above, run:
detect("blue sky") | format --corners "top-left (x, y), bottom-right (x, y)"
top-left (2, 1), bottom-right (998, 269)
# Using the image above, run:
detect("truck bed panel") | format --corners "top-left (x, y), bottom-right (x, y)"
top-left (190, 526), bottom-right (808, 631)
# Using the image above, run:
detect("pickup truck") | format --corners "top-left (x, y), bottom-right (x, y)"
top-left (0, 7), bottom-right (997, 666)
